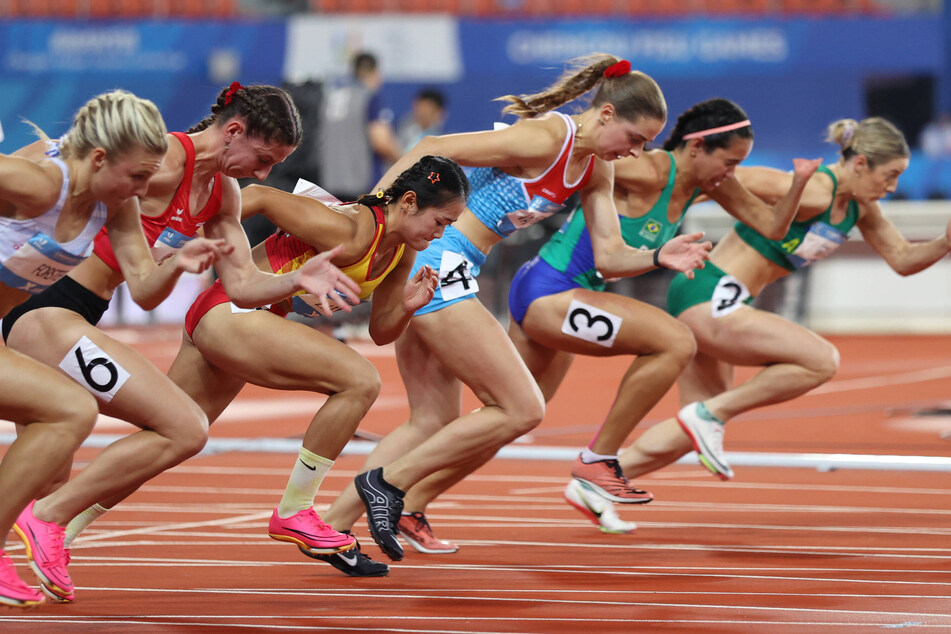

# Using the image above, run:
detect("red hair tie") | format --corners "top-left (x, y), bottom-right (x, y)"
top-left (603, 60), bottom-right (631, 78)
top-left (224, 81), bottom-right (243, 105)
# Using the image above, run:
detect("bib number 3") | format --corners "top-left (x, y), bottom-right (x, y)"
top-left (560, 299), bottom-right (622, 348)
top-left (58, 335), bottom-right (131, 402)
top-left (438, 251), bottom-right (479, 302)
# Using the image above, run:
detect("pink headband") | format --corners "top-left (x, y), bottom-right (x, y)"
top-left (683, 120), bottom-right (751, 140)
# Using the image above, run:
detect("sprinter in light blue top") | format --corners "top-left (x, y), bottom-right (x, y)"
top-left (321, 55), bottom-right (713, 560)
top-left (604, 117), bottom-right (951, 520)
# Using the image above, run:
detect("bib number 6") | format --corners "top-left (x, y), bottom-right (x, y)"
top-left (58, 335), bottom-right (131, 402)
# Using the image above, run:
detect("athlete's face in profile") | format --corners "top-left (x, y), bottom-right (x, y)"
top-left (221, 133), bottom-right (296, 181)
top-left (92, 147), bottom-right (164, 208)
top-left (855, 156), bottom-right (908, 201)
top-left (694, 135), bottom-right (753, 190)
top-left (598, 114), bottom-right (666, 162)
top-left (403, 198), bottom-right (465, 250)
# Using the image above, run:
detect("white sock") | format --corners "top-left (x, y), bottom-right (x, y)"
top-left (277, 447), bottom-right (333, 518)
top-left (64, 503), bottom-right (110, 547)
top-left (580, 448), bottom-right (617, 464)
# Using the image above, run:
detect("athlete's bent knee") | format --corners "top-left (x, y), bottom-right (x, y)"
top-left (505, 392), bottom-right (546, 438)
top-left (810, 341), bottom-right (840, 385)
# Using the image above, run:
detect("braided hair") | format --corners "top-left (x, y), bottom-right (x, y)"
top-left (354, 155), bottom-right (469, 212)
top-left (663, 98), bottom-right (752, 152)
top-left (188, 83), bottom-right (302, 148)
top-left (59, 89), bottom-right (168, 160)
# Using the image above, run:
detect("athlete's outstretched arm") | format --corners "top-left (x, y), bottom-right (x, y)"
top-left (858, 201), bottom-right (951, 275)
top-left (709, 158), bottom-right (822, 240)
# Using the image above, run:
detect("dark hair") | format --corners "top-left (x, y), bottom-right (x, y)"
top-left (417, 88), bottom-right (446, 110)
top-left (188, 84), bottom-right (303, 148)
top-left (496, 53), bottom-right (666, 124)
top-left (352, 52), bottom-right (378, 78)
top-left (663, 98), bottom-right (752, 152)
top-left (355, 155), bottom-right (469, 211)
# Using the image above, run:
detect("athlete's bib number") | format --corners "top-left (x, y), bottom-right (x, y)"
top-left (58, 335), bottom-right (130, 402)
top-left (151, 227), bottom-right (194, 264)
top-left (787, 222), bottom-right (847, 269)
top-left (560, 299), bottom-right (622, 348)
top-left (438, 251), bottom-right (479, 301)
top-left (711, 276), bottom-right (751, 318)
top-left (0, 232), bottom-right (84, 294)
top-left (497, 195), bottom-right (565, 235)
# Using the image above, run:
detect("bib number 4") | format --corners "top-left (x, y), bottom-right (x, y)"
top-left (438, 251), bottom-right (479, 302)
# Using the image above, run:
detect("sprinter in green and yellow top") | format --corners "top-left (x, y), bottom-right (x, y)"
top-left (569, 116), bottom-right (951, 536)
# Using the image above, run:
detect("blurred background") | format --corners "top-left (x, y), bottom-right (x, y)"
top-left (1, 1), bottom-right (950, 334)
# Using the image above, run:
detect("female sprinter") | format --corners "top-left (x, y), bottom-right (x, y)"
top-left (58, 156), bottom-right (469, 579)
top-left (0, 90), bottom-right (227, 607)
top-left (389, 98), bottom-right (821, 541)
top-left (3, 83), bottom-right (361, 602)
top-left (591, 117), bottom-right (951, 531)
top-left (320, 53), bottom-right (712, 563)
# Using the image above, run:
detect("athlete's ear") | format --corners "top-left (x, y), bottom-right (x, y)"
top-left (400, 190), bottom-right (418, 213)
top-left (90, 147), bottom-right (107, 170)
top-left (853, 154), bottom-right (869, 173)
top-left (599, 103), bottom-right (616, 124)
top-left (223, 118), bottom-right (246, 142)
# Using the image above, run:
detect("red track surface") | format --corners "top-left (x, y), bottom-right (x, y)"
top-left (2, 331), bottom-right (951, 631)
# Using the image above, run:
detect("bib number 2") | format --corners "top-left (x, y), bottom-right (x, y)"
top-left (711, 276), bottom-right (751, 318)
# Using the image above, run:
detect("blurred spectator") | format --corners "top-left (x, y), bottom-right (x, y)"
top-left (397, 88), bottom-right (447, 153)
top-left (920, 112), bottom-right (951, 159)
top-left (316, 51), bottom-right (402, 202)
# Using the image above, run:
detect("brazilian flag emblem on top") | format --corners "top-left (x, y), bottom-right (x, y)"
top-left (638, 219), bottom-right (662, 242)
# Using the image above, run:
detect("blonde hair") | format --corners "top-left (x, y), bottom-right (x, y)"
top-left (826, 117), bottom-right (909, 168)
top-left (60, 89), bottom-right (168, 161)
top-left (496, 53), bottom-right (666, 123)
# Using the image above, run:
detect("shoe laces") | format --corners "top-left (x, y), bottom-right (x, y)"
top-left (603, 459), bottom-right (648, 495)
top-left (304, 508), bottom-right (335, 533)
top-left (407, 511), bottom-right (433, 536)
top-left (40, 522), bottom-right (67, 566)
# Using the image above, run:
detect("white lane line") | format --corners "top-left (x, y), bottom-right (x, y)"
top-left (5, 587), bottom-right (950, 621)
top-left (0, 618), bottom-right (934, 633)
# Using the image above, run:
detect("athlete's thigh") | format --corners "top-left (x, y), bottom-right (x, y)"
top-left (7, 307), bottom-right (201, 429)
top-left (167, 334), bottom-right (247, 425)
top-left (396, 319), bottom-right (463, 424)
top-left (411, 298), bottom-right (540, 408)
top-left (522, 288), bottom-right (690, 358)
top-left (680, 303), bottom-right (833, 367)
top-left (0, 346), bottom-right (94, 424)
top-left (508, 316), bottom-right (574, 403)
top-left (191, 305), bottom-right (376, 394)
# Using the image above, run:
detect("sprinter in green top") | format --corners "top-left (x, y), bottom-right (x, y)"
top-left (597, 117), bottom-right (951, 531)
top-left (385, 98), bottom-right (821, 541)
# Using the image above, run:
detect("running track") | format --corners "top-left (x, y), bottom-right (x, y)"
top-left (2, 329), bottom-right (951, 632)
